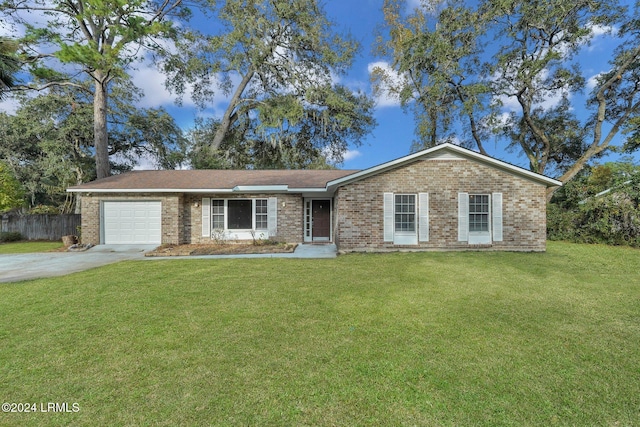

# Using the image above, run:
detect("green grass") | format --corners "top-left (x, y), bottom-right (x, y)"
top-left (1, 242), bottom-right (639, 426)
top-left (0, 241), bottom-right (64, 254)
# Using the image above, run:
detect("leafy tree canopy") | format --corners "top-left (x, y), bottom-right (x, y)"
top-left (0, 0), bottom-right (199, 178)
top-left (0, 160), bottom-right (24, 212)
top-left (165, 0), bottom-right (376, 169)
top-left (378, 0), bottom-right (640, 198)
top-left (0, 36), bottom-right (21, 99)
top-left (0, 83), bottom-right (187, 212)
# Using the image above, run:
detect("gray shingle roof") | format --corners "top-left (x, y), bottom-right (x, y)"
top-left (68, 169), bottom-right (360, 192)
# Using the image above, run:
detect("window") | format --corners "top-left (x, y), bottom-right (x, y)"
top-left (212, 200), bottom-right (224, 229)
top-left (255, 199), bottom-right (268, 230)
top-left (395, 194), bottom-right (416, 232)
top-left (211, 199), bottom-right (269, 230)
top-left (227, 199), bottom-right (253, 229)
top-left (469, 194), bottom-right (489, 232)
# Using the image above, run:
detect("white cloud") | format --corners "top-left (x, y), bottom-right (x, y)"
top-left (589, 24), bottom-right (614, 38)
top-left (587, 72), bottom-right (604, 91)
top-left (131, 152), bottom-right (158, 171)
top-left (0, 97), bottom-right (20, 115)
top-left (129, 65), bottom-right (179, 109)
top-left (536, 90), bottom-right (568, 111)
top-left (367, 61), bottom-right (403, 108)
top-left (343, 149), bottom-right (362, 162)
top-left (492, 67), bottom-right (571, 113)
top-left (0, 22), bottom-right (15, 37)
top-left (495, 112), bottom-right (512, 127)
top-left (128, 60), bottom-right (236, 121)
top-left (321, 147), bottom-right (362, 165)
top-left (407, 0), bottom-right (445, 13)
top-left (495, 94), bottom-right (520, 112)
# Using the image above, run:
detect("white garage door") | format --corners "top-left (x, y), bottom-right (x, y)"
top-left (103, 201), bottom-right (162, 244)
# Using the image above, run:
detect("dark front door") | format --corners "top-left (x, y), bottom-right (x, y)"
top-left (312, 200), bottom-right (331, 240)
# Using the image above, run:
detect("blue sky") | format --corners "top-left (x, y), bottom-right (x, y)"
top-left (154, 0), bottom-right (638, 173)
top-left (1, 0), bottom-right (636, 174)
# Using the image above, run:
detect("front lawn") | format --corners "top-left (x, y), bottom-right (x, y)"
top-left (0, 242), bottom-right (638, 426)
top-left (0, 241), bottom-right (64, 254)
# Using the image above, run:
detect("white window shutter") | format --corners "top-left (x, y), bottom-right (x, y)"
top-left (418, 193), bottom-right (429, 242)
top-left (268, 197), bottom-right (278, 237)
top-left (383, 193), bottom-right (394, 242)
top-left (202, 198), bottom-right (211, 237)
top-left (458, 192), bottom-right (469, 242)
top-left (492, 193), bottom-right (503, 242)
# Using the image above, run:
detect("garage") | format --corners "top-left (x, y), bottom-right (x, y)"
top-left (102, 201), bottom-right (162, 244)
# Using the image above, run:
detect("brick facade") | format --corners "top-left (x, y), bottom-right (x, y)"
top-left (334, 158), bottom-right (547, 252)
top-left (80, 193), bottom-right (183, 245)
top-left (77, 156), bottom-right (549, 252)
top-left (183, 193), bottom-right (303, 244)
top-left (79, 192), bottom-right (303, 245)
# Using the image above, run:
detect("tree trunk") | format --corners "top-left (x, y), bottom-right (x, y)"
top-left (94, 76), bottom-right (110, 179)
top-left (210, 68), bottom-right (255, 152)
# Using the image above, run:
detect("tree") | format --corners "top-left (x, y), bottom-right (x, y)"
top-left (378, 0), bottom-right (639, 199)
top-left (165, 0), bottom-right (376, 168)
top-left (0, 37), bottom-right (21, 98)
top-left (375, 0), bottom-right (492, 154)
top-left (548, 161), bottom-right (640, 246)
top-left (0, 84), bottom-right (187, 212)
top-left (1, 0), bottom-right (196, 178)
top-left (0, 160), bottom-right (24, 212)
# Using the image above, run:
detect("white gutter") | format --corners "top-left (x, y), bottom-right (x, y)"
top-left (66, 188), bottom-right (236, 193)
top-left (232, 185), bottom-right (289, 192)
top-left (67, 187), bottom-right (331, 194)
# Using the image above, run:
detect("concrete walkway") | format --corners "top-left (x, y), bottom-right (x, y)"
top-left (155, 243), bottom-right (338, 260)
top-left (0, 244), bottom-right (337, 283)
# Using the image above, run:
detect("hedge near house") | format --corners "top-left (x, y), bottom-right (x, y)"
top-left (548, 164), bottom-right (640, 247)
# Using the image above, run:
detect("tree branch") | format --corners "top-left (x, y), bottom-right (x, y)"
top-left (211, 68), bottom-right (256, 151)
top-left (11, 81), bottom-right (92, 94)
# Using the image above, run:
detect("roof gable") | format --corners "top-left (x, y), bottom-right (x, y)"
top-left (326, 143), bottom-right (562, 189)
top-left (68, 144), bottom-right (561, 194)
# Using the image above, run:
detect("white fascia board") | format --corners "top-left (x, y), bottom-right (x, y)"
top-left (326, 143), bottom-right (562, 188)
top-left (67, 186), bottom-right (327, 194)
top-left (287, 187), bottom-right (333, 193)
top-left (66, 188), bottom-right (235, 193)
top-left (232, 185), bottom-right (289, 192)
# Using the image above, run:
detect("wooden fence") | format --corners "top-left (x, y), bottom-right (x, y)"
top-left (1, 214), bottom-right (81, 241)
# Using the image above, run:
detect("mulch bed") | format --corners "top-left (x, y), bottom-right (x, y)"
top-left (145, 242), bottom-right (298, 257)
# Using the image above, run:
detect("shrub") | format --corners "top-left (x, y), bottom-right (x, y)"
top-left (28, 205), bottom-right (61, 214)
top-left (0, 231), bottom-right (23, 243)
top-left (548, 176), bottom-right (640, 247)
top-left (547, 203), bottom-right (579, 242)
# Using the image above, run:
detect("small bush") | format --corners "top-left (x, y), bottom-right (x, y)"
top-left (28, 205), bottom-right (61, 214)
top-left (0, 231), bottom-right (23, 243)
top-left (548, 177), bottom-right (640, 247)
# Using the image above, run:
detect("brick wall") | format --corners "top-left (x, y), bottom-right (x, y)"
top-left (183, 193), bottom-right (303, 244)
top-left (81, 193), bottom-right (304, 245)
top-left (334, 158), bottom-right (548, 252)
top-left (79, 193), bottom-right (183, 245)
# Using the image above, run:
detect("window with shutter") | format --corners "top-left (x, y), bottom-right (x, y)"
top-left (202, 197), bottom-right (211, 237)
top-left (466, 193), bottom-right (492, 245)
top-left (268, 197), bottom-right (278, 236)
top-left (492, 193), bottom-right (503, 242)
top-left (418, 193), bottom-right (429, 242)
top-left (383, 193), bottom-right (394, 242)
top-left (458, 193), bottom-right (469, 242)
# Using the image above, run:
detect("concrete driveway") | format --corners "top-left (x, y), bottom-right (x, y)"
top-left (0, 243), bottom-right (338, 283)
top-left (0, 245), bottom-right (155, 283)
